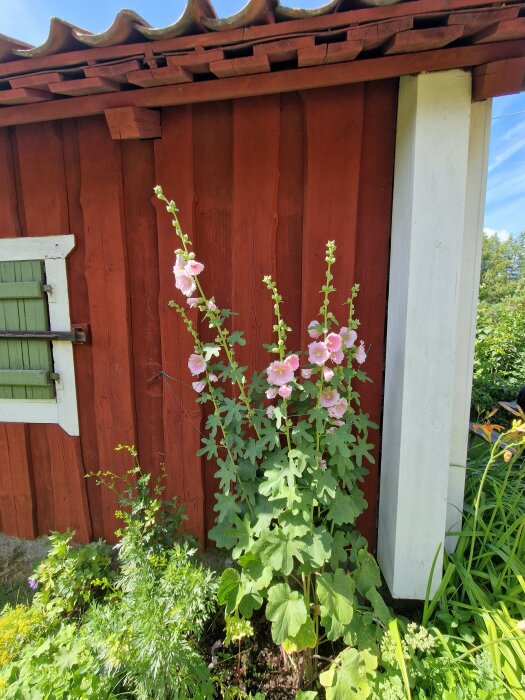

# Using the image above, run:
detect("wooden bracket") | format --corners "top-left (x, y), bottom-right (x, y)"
top-left (473, 57), bottom-right (525, 100)
top-left (104, 106), bottom-right (161, 140)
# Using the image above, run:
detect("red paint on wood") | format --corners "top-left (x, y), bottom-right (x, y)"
top-left (472, 17), bottom-right (525, 43)
top-left (447, 6), bottom-right (519, 36)
top-left (0, 128), bottom-right (36, 539)
top-left (84, 59), bottom-right (142, 82)
top-left (191, 100), bottom-right (234, 536)
top-left (300, 85), bottom-right (365, 348)
top-left (211, 54), bottom-right (270, 78)
top-left (253, 36), bottom-right (315, 63)
top-left (13, 121), bottom-right (92, 542)
top-left (346, 17), bottom-right (414, 49)
top-left (121, 138), bottom-right (164, 482)
top-left (77, 115), bottom-right (137, 542)
top-left (298, 40), bottom-right (362, 67)
top-left (473, 57), bottom-right (525, 100)
top-left (154, 106), bottom-right (206, 543)
top-left (383, 26), bottom-right (464, 55)
top-left (231, 96), bottom-right (280, 375)
top-left (50, 77), bottom-right (121, 96)
top-left (127, 65), bottom-right (193, 87)
top-left (61, 118), bottom-right (101, 539)
top-left (166, 49), bottom-right (225, 74)
top-left (1, 40), bottom-right (525, 127)
top-left (9, 71), bottom-right (65, 89)
top-left (0, 88), bottom-right (52, 105)
top-left (275, 92), bottom-right (304, 354)
top-left (105, 106), bottom-right (161, 139)
top-left (0, 425), bottom-right (36, 538)
top-left (354, 80), bottom-right (398, 548)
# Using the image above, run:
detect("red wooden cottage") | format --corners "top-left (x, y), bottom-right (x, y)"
top-left (0, 0), bottom-right (523, 598)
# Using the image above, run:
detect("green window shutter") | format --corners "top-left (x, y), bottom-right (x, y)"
top-left (0, 260), bottom-right (55, 399)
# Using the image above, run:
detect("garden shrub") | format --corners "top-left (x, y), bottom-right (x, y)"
top-left (0, 604), bottom-right (46, 666)
top-left (30, 530), bottom-right (114, 617)
top-left (0, 622), bottom-right (117, 699)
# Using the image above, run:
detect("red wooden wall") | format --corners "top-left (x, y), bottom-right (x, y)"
top-left (0, 80), bottom-right (397, 548)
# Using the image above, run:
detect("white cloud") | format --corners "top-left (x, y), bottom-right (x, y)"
top-left (484, 228), bottom-right (511, 242)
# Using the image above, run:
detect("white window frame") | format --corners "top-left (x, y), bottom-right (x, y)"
top-left (0, 235), bottom-right (79, 436)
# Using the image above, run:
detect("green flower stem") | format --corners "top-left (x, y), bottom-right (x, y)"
top-left (157, 189), bottom-right (258, 437)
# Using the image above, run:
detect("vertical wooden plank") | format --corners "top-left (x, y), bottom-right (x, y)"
top-left (14, 121), bottom-right (92, 542)
top-left (154, 106), bottom-right (205, 543)
top-left (0, 127), bottom-right (36, 538)
top-left (61, 118), bottom-right (99, 539)
top-left (276, 93), bottom-right (305, 354)
top-left (0, 424), bottom-right (36, 538)
top-left (121, 139), bottom-right (164, 481)
top-left (231, 95), bottom-right (281, 375)
top-left (355, 80), bottom-right (398, 550)
top-left (300, 85), bottom-right (365, 349)
top-left (76, 115), bottom-right (137, 542)
top-left (192, 100), bottom-right (234, 535)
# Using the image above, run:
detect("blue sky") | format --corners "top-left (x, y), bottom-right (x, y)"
top-left (1, 0), bottom-right (523, 236)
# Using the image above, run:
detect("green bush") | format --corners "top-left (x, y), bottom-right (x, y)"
top-left (0, 622), bottom-right (117, 699)
top-left (31, 530), bottom-right (115, 617)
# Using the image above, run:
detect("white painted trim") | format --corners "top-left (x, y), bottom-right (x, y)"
top-left (0, 234), bottom-right (79, 436)
top-left (446, 99), bottom-right (492, 551)
top-left (378, 70), bottom-right (475, 599)
top-left (0, 235), bottom-right (75, 260)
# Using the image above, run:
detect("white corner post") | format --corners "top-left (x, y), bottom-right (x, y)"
top-left (377, 70), bottom-right (492, 599)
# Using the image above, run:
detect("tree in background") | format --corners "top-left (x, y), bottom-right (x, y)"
top-left (472, 231), bottom-right (525, 418)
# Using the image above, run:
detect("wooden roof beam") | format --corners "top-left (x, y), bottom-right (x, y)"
top-left (104, 106), bottom-right (161, 139)
top-left (473, 56), bottom-right (525, 100)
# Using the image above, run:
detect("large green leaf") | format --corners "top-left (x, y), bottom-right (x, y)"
top-left (266, 583), bottom-right (308, 644)
top-left (317, 570), bottom-right (355, 640)
top-left (319, 647), bottom-right (377, 700)
top-left (258, 529), bottom-right (305, 576)
top-left (327, 491), bottom-right (365, 526)
top-left (282, 616), bottom-right (317, 653)
top-left (217, 568), bottom-right (262, 617)
top-left (354, 550), bottom-right (381, 596)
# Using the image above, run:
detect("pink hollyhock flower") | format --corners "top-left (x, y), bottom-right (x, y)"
top-left (192, 380), bottom-right (206, 393)
top-left (308, 342), bottom-right (330, 366)
top-left (267, 360), bottom-right (294, 386)
top-left (301, 368), bottom-right (313, 379)
top-left (328, 397), bottom-right (348, 420)
top-left (266, 405), bottom-right (275, 419)
top-left (207, 300), bottom-right (217, 311)
top-left (321, 388), bottom-right (340, 408)
top-left (266, 387), bottom-right (278, 399)
top-left (308, 320), bottom-right (323, 339)
top-left (319, 459), bottom-right (327, 471)
top-left (285, 354), bottom-right (299, 371)
top-left (278, 384), bottom-right (292, 399)
top-left (175, 271), bottom-right (196, 297)
top-left (187, 297), bottom-right (201, 308)
top-left (174, 254), bottom-right (186, 272)
top-left (340, 327), bottom-right (357, 348)
top-left (185, 260), bottom-right (204, 276)
top-left (325, 332), bottom-right (342, 353)
top-left (323, 367), bottom-right (334, 381)
top-left (327, 427), bottom-right (335, 435)
top-left (188, 353), bottom-right (206, 376)
top-left (333, 419), bottom-right (345, 427)
top-left (209, 374), bottom-right (218, 383)
top-left (330, 349), bottom-right (344, 365)
top-left (355, 341), bottom-right (367, 364)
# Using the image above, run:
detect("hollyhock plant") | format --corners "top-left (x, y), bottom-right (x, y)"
top-left (155, 186), bottom-right (386, 688)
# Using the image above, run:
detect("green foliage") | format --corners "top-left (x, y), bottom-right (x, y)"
top-left (0, 622), bottom-right (117, 699)
top-left (472, 231), bottom-right (525, 417)
top-left (0, 604), bottom-right (46, 666)
top-left (86, 454), bottom-right (217, 700)
top-left (424, 422), bottom-right (525, 698)
top-left (31, 531), bottom-right (114, 617)
top-left (156, 184), bottom-right (391, 686)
